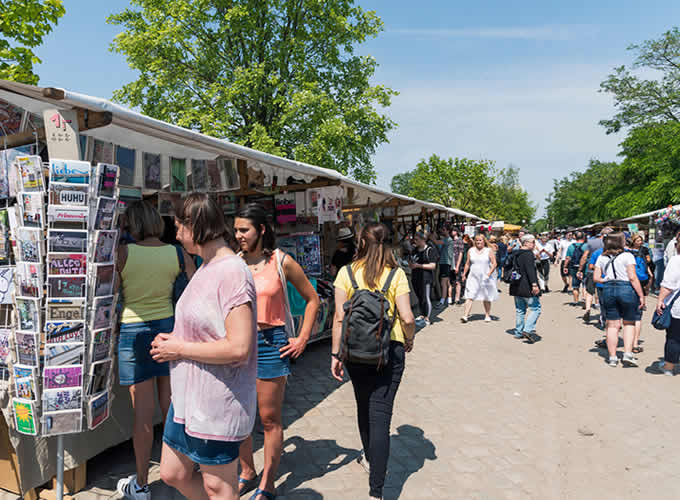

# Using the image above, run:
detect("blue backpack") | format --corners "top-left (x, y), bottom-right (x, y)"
top-left (629, 249), bottom-right (649, 281)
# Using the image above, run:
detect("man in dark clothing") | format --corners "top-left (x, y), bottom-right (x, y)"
top-left (509, 234), bottom-right (541, 343)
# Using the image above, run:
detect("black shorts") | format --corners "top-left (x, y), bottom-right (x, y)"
top-left (439, 264), bottom-right (451, 278)
top-left (560, 262), bottom-right (569, 277)
top-left (585, 272), bottom-right (596, 295)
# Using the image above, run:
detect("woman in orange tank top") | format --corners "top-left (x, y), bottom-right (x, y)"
top-left (234, 203), bottom-right (319, 500)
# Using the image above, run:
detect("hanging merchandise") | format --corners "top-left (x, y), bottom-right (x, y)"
top-left (318, 186), bottom-right (343, 224)
top-left (275, 193), bottom-right (296, 225)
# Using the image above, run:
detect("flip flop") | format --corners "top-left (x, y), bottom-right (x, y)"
top-left (632, 346), bottom-right (644, 354)
top-left (250, 488), bottom-right (276, 500)
top-left (239, 475), bottom-right (259, 496)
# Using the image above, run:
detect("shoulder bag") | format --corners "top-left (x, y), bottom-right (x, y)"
top-left (652, 289), bottom-right (680, 330)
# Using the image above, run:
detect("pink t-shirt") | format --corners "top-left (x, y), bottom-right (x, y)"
top-left (170, 255), bottom-right (257, 441)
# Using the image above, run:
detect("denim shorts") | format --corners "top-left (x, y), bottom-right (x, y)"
top-left (570, 268), bottom-right (582, 288)
top-left (257, 325), bottom-right (291, 379)
top-left (118, 317), bottom-right (174, 386)
top-left (163, 404), bottom-right (241, 465)
top-left (601, 281), bottom-right (639, 322)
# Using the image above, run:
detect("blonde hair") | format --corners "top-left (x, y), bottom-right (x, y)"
top-left (500, 235), bottom-right (508, 244)
top-left (126, 200), bottom-right (164, 241)
top-left (489, 235), bottom-right (498, 244)
top-left (474, 234), bottom-right (488, 247)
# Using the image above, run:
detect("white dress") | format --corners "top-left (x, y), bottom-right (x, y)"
top-left (464, 247), bottom-right (499, 301)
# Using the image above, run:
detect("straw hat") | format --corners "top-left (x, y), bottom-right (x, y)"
top-left (337, 227), bottom-right (354, 240)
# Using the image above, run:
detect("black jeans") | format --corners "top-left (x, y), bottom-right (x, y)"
top-left (665, 317), bottom-right (680, 363)
top-left (538, 259), bottom-right (550, 288)
top-left (346, 341), bottom-right (405, 498)
top-left (412, 276), bottom-right (432, 319)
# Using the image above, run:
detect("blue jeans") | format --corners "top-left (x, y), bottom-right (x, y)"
top-left (654, 259), bottom-right (665, 291)
top-left (514, 296), bottom-right (541, 334)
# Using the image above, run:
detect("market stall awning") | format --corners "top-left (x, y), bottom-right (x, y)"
top-left (504, 223), bottom-right (522, 232)
top-left (0, 80), bottom-right (485, 221)
top-left (618, 204), bottom-right (680, 222)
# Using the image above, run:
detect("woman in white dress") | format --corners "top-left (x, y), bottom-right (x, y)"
top-left (461, 234), bottom-right (498, 323)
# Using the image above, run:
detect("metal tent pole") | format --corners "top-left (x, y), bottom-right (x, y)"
top-left (56, 435), bottom-right (64, 500)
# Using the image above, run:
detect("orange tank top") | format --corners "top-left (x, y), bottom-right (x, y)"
top-left (252, 255), bottom-right (286, 328)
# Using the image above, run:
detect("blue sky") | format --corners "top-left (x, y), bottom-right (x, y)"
top-left (34, 0), bottom-right (680, 216)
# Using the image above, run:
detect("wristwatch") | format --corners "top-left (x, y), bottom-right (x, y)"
top-left (331, 352), bottom-right (342, 360)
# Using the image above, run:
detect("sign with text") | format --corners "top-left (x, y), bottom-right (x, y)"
top-left (43, 109), bottom-right (80, 160)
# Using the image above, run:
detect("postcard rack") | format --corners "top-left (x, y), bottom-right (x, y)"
top-left (4, 156), bottom-right (121, 499)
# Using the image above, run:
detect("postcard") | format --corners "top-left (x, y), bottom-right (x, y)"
top-left (93, 264), bottom-right (114, 297)
top-left (93, 230), bottom-right (117, 263)
top-left (15, 298), bottom-right (40, 332)
top-left (48, 229), bottom-right (87, 253)
top-left (143, 152), bottom-right (161, 190)
top-left (13, 399), bottom-right (37, 435)
top-left (93, 328), bottom-right (111, 344)
top-left (0, 362), bottom-right (8, 382)
top-left (13, 364), bottom-right (34, 380)
top-left (48, 276), bottom-right (86, 299)
top-left (87, 359), bottom-right (111, 395)
top-left (45, 343), bottom-right (84, 366)
top-left (16, 227), bottom-right (43, 263)
top-left (191, 159), bottom-right (207, 191)
top-left (45, 321), bottom-right (85, 344)
top-left (47, 253), bottom-right (86, 276)
top-left (17, 156), bottom-right (45, 192)
top-left (93, 197), bottom-right (117, 230)
top-left (0, 209), bottom-right (10, 264)
top-left (16, 262), bottom-right (43, 299)
top-left (15, 332), bottom-right (39, 366)
top-left (0, 328), bottom-right (10, 362)
top-left (20, 192), bottom-right (45, 228)
top-left (0, 266), bottom-right (15, 304)
top-left (43, 387), bottom-right (82, 412)
top-left (44, 365), bottom-right (83, 390)
top-left (47, 205), bottom-right (88, 223)
top-left (43, 409), bottom-right (83, 436)
top-left (49, 159), bottom-right (90, 185)
top-left (88, 390), bottom-right (109, 430)
top-left (92, 296), bottom-right (114, 330)
top-left (49, 182), bottom-right (88, 207)
top-left (95, 163), bottom-right (119, 198)
top-left (90, 340), bottom-right (111, 364)
top-left (47, 299), bottom-right (85, 321)
top-left (15, 376), bottom-right (36, 400)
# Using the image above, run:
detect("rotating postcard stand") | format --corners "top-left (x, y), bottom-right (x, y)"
top-left (8, 156), bottom-right (120, 500)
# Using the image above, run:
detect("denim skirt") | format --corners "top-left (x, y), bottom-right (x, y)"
top-left (257, 325), bottom-right (291, 379)
top-left (118, 317), bottom-right (174, 386)
top-left (163, 404), bottom-right (241, 465)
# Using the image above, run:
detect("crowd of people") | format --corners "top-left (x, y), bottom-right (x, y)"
top-left (112, 195), bottom-right (680, 500)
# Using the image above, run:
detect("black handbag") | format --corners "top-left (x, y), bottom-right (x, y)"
top-left (651, 290), bottom-right (680, 330)
top-left (172, 245), bottom-right (189, 307)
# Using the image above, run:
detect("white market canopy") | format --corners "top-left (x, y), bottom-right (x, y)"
top-left (618, 204), bottom-right (680, 222)
top-left (0, 80), bottom-right (484, 221)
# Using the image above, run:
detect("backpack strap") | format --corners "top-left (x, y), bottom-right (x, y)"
top-left (604, 254), bottom-right (619, 280)
top-left (173, 244), bottom-right (186, 273)
top-left (380, 267), bottom-right (399, 294)
top-left (345, 264), bottom-right (360, 290)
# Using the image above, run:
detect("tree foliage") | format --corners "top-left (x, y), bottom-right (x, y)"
top-left (0, 0), bottom-right (65, 84)
top-left (390, 155), bottom-right (535, 223)
top-left (108, 0), bottom-right (396, 183)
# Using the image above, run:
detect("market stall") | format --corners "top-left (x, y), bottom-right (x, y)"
top-left (0, 80), bottom-right (484, 497)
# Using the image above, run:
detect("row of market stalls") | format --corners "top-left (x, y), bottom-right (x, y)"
top-left (0, 79), bottom-right (484, 497)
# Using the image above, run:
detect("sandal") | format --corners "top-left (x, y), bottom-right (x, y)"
top-left (250, 488), bottom-right (276, 500)
top-left (632, 346), bottom-right (644, 354)
top-left (239, 475), bottom-right (259, 496)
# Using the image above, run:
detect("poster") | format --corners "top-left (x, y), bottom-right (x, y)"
top-left (275, 194), bottom-right (296, 225)
top-left (15, 332), bottom-right (39, 366)
top-left (48, 229), bottom-right (88, 253)
top-left (92, 140), bottom-right (114, 165)
top-left (93, 264), bottom-right (114, 297)
top-left (49, 183), bottom-right (88, 207)
top-left (43, 410), bottom-right (83, 436)
top-left (116, 146), bottom-right (136, 186)
top-left (20, 192), bottom-right (45, 227)
top-left (16, 156), bottom-right (45, 192)
top-left (218, 157), bottom-right (240, 191)
top-left (49, 159), bottom-right (90, 185)
top-left (46, 321), bottom-right (85, 344)
top-left (47, 253), bottom-right (86, 276)
top-left (88, 390), bottom-right (109, 429)
top-left (206, 159), bottom-right (222, 191)
top-left (48, 276), bottom-right (86, 299)
top-left (92, 296), bottom-right (114, 330)
top-left (13, 399), bottom-right (37, 435)
top-left (170, 157), bottom-right (187, 192)
top-left (43, 109), bottom-right (80, 160)
top-left (143, 152), bottom-right (161, 190)
top-left (93, 230), bottom-right (118, 263)
top-left (16, 298), bottom-right (40, 332)
top-left (43, 388), bottom-right (82, 412)
top-left (44, 343), bottom-right (85, 366)
top-left (318, 186), bottom-right (343, 224)
top-left (0, 266), bottom-right (14, 303)
top-left (191, 159), bottom-right (207, 191)
top-left (47, 299), bottom-right (85, 321)
top-left (277, 237), bottom-right (297, 262)
top-left (296, 234), bottom-right (322, 275)
top-left (43, 365), bottom-right (83, 390)
top-left (87, 359), bottom-right (112, 395)
top-left (93, 197), bottom-right (117, 230)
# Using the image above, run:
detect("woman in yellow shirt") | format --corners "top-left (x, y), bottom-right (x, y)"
top-left (116, 201), bottom-right (195, 500)
top-left (331, 223), bottom-right (416, 500)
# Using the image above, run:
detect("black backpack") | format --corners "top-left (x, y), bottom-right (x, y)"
top-left (570, 243), bottom-right (585, 270)
top-left (338, 265), bottom-right (398, 368)
top-left (501, 253), bottom-right (521, 284)
top-left (426, 243), bottom-right (439, 264)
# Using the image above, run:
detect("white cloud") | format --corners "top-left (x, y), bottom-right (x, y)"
top-left (389, 24), bottom-right (599, 41)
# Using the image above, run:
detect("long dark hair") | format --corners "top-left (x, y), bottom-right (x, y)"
top-left (353, 223), bottom-right (398, 289)
top-left (235, 203), bottom-right (276, 259)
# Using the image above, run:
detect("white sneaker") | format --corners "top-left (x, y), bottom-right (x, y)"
top-left (460, 316), bottom-right (468, 323)
top-left (117, 474), bottom-right (151, 500)
top-left (608, 357), bottom-right (619, 367)
top-left (621, 354), bottom-right (639, 367)
top-left (448, 298), bottom-right (453, 305)
top-left (357, 450), bottom-right (370, 474)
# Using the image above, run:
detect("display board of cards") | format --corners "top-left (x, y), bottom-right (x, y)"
top-left (6, 157), bottom-right (119, 436)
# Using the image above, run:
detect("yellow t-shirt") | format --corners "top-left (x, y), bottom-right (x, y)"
top-left (333, 264), bottom-right (410, 343)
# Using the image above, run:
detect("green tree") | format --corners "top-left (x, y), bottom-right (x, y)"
top-left (600, 27), bottom-right (680, 133)
top-left (108, 0), bottom-right (396, 183)
top-left (390, 170), bottom-right (415, 196)
top-left (0, 0), bottom-right (65, 84)
top-left (494, 165), bottom-right (536, 225)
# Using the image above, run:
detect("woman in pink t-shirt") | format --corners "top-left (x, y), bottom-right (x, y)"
top-left (151, 193), bottom-right (257, 500)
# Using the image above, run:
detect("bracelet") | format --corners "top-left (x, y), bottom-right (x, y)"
top-left (331, 352), bottom-right (342, 360)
